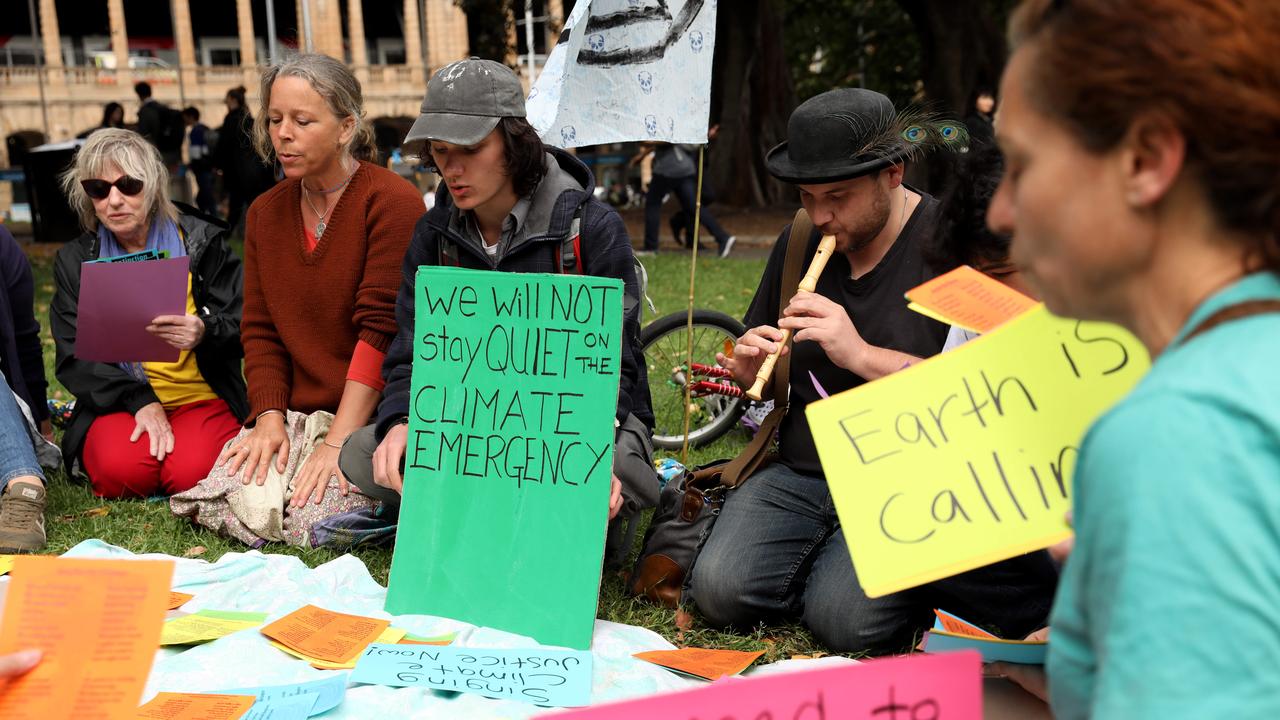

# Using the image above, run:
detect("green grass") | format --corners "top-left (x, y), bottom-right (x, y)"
top-left (25, 245), bottom-right (832, 661)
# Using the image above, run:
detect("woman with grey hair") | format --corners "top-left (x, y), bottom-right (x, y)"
top-left (179, 53), bottom-right (419, 547)
top-left (49, 128), bottom-right (248, 498)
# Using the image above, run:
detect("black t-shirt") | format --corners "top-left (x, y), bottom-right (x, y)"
top-left (743, 192), bottom-right (949, 477)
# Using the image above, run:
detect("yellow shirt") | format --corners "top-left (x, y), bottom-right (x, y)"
top-left (142, 273), bottom-right (217, 408)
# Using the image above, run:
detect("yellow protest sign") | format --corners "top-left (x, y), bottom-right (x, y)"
top-left (806, 305), bottom-right (1149, 597)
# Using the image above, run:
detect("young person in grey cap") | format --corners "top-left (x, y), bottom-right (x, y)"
top-left (688, 87), bottom-right (1058, 654)
top-left (338, 58), bottom-right (657, 565)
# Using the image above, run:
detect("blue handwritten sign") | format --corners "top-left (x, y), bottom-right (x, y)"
top-left (211, 673), bottom-right (347, 716)
top-left (350, 644), bottom-right (592, 708)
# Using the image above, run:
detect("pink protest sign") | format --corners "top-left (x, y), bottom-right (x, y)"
top-left (544, 651), bottom-right (981, 719)
top-left (75, 256), bottom-right (189, 363)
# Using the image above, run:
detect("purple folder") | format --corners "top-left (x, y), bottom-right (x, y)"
top-left (75, 256), bottom-right (190, 363)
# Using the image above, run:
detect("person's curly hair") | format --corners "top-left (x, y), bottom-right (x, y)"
top-left (933, 142), bottom-right (1011, 271)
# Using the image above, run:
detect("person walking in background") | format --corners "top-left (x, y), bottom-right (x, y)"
top-left (637, 142), bottom-right (735, 257)
top-left (964, 88), bottom-right (997, 147)
top-left (134, 82), bottom-right (190, 204)
top-left (77, 102), bottom-right (126, 139)
top-left (215, 86), bottom-right (275, 232)
top-left (667, 124), bottom-right (724, 250)
top-left (183, 107), bottom-right (218, 218)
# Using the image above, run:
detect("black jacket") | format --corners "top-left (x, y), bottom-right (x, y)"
top-left (374, 147), bottom-right (653, 438)
top-left (50, 204), bottom-right (248, 474)
top-left (214, 107), bottom-right (273, 194)
top-left (0, 225), bottom-right (49, 422)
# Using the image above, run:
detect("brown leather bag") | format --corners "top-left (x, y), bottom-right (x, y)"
top-left (630, 209), bottom-right (815, 607)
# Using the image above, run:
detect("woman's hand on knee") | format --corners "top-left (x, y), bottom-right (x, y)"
top-left (218, 412), bottom-right (290, 486)
top-left (131, 402), bottom-right (174, 461)
top-left (289, 442), bottom-right (348, 508)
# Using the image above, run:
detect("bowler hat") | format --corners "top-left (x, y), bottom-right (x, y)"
top-left (765, 88), bottom-right (911, 184)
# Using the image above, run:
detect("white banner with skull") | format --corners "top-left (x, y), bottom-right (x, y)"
top-left (527, 0), bottom-right (718, 148)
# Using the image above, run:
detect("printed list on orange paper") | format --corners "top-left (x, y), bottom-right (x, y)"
top-left (634, 648), bottom-right (765, 680)
top-left (166, 592), bottom-right (195, 610)
top-left (259, 604), bottom-right (390, 664)
top-left (135, 692), bottom-right (256, 720)
top-left (0, 556), bottom-right (173, 720)
top-left (906, 265), bottom-right (1037, 334)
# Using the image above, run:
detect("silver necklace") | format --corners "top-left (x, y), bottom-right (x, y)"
top-left (302, 186), bottom-right (335, 239)
top-left (302, 161), bottom-right (357, 239)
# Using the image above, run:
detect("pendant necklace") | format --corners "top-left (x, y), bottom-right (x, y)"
top-left (302, 161), bottom-right (358, 240)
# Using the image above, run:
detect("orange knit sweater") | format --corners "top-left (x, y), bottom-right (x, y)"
top-left (242, 161), bottom-right (422, 418)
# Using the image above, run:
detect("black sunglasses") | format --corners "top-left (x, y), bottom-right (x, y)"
top-left (81, 176), bottom-right (144, 200)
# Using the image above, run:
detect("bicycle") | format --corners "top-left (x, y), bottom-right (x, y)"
top-left (640, 309), bottom-right (748, 450)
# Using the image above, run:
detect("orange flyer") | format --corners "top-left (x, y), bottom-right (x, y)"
top-left (634, 647), bottom-right (766, 681)
top-left (166, 592), bottom-right (195, 610)
top-left (135, 692), bottom-right (255, 720)
top-left (0, 556), bottom-right (173, 720)
top-left (905, 265), bottom-right (1037, 333)
top-left (259, 604), bottom-right (390, 664)
top-left (933, 609), bottom-right (997, 639)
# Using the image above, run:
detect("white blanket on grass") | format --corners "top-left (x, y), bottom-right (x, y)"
top-left (62, 540), bottom-right (857, 718)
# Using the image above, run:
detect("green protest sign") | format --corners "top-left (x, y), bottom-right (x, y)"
top-left (385, 266), bottom-right (623, 649)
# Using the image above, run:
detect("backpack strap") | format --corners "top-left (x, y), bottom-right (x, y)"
top-left (720, 208), bottom-right (815, 489)
top-left (553, 202), bottom-right (587, 275)
top-left (437, 234), bottom-right (461, 267)
top-left (1181, 298), bottom-right (1280, 345)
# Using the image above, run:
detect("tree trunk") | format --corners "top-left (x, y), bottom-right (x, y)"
top-left (897, 0), bottom-right (1006, 114)
top-left (708, 0), bottom-right (796, 208)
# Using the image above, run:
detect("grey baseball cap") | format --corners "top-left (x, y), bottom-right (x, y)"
top-left (404, 58), bottom-right (526, 147)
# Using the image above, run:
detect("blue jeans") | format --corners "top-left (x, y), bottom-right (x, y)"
top-left (0, 374), bottom-right (44, 486)
top-left (687, 462), bottom-right (1057, 653)
top-left (643, 174), bottom-right (729, 251)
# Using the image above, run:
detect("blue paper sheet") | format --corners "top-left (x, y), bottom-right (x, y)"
top-left (923, 631), bottom-right (1047, 665)
top-left (212, 674), bottom-right (347, 716)
top-left (244, 694), bottom-right (318, 720)
top-left (350, 643), bottom-right (592, 708)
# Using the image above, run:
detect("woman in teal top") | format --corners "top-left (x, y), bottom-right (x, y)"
top-left (988, 0), bottom-right (1280, 717)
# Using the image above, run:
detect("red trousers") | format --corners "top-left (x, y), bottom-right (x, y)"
top-left (82, 398), bottom-right (241, 499)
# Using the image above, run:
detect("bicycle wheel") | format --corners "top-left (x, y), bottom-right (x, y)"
top-left (641, 309), bottom-right (747, 450)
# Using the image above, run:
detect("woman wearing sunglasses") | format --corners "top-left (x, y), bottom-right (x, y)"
top-left (50, 128), bottom-right (247, 498)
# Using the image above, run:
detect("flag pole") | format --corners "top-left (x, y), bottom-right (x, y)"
top-left (679, 144), bottom-right (708, 464)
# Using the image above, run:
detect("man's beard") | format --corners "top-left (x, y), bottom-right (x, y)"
top-left (834, 184), bottom-right (893, 254)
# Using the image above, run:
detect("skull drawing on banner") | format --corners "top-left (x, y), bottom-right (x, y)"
top-left (645, 115), bottom-right (658, 137)
top-left (579, 0), bottom-right (708, 67)
top-left (690, 31), bottom-right (705, 53)
top-left (560, 126), bottom-right (577, 145)
top-left (637, 71), bottom-right (654, 95)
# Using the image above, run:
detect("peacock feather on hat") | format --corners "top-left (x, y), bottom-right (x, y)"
top-left (827, 106), bottom-right (971, 164)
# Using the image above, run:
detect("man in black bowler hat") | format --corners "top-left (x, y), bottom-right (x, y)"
top-left (688, 88), bottom-right (1058, 654)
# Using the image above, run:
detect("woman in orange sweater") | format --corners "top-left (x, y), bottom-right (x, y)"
top-left (215, 54), bottom-right (422, 515)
